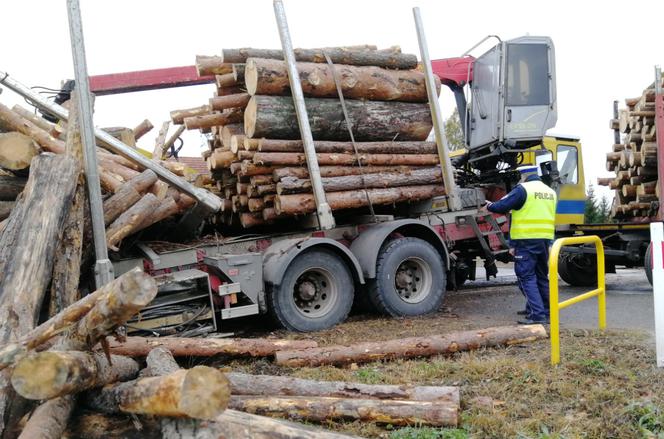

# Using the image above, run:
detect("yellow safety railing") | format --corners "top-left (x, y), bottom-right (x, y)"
top-left (549, 236), bottom-right (606, 365)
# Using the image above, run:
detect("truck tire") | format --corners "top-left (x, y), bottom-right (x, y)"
top-left (558, 251), bottom-right (597, 287)
top-left (645, 243), bottom-right (653, 286)
top-left (368, 237), bottom-right (446, 316)
top-left (268, 248), bottom-right (354, 332)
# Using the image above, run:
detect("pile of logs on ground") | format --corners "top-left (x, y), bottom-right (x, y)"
top-left (171, 45), bottom-right (445, 228)
top-left (599, 76), bottom-right (662, 219)
top-left (0, 94), bottom-right (201, 250)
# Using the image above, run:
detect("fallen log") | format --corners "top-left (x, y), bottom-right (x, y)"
top-left (0, 175), bottom-right (26, 201)
top-left (245, 95), bottom-right (432, 141)
top-left (221, 47), bottom-right (418, 69)
top-left (0, 132), bottom-right (40, 173)
top-left (185, 110), bottom-right (244, 131)
top-left (11, 352), bottom-right (139, 400)
top-left (107, 336), bottom-right (317, 357)
top-left (252, 152), bottom-right (440, 167)
top-left (229, 395), bottom-right (457, 427)
top-left (103, 170), bottom-right (158, 225)
top-left (0, 103), bottom-right (65, 153)
top-left (226, 373), bottom-right (459, 403)
top-left (106, 193), bottom-right (161, 250)
top-left (275, 324), bottom-right (548, 367)
top-left (195, 55), bottom-right (232, 76)
top-left (170, 104), bottom-right (212, 125)
top-left (151, 121), bottom-right (170, 161)
top-left (275, 185), bottom-right (446, 215)
top-left (246, 58), bottom-right (438, 102)
top-left (18, 394), bottom-right (75, 439)
top-left (132, 119), bottom-right (154, 140)
top-left (277, 167), bottom-right (442, 194)
top-left (256, 139), bottom-right (438, 154)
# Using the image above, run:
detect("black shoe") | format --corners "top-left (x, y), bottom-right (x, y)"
top-left (516, 309), bottom-right (529, 315)
top-left (517, 318), bottom-right (549, 325)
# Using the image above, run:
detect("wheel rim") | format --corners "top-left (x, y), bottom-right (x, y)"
top-left (292, 267), bottom-right (338, 318)
top-left (394, 257), bottom-right (433, 304)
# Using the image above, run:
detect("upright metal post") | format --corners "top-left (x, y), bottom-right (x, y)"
top-left (273, 0), bottom-right (335, 229)
top-left (413, 7), bottom-right (461, 211)
top-left (66, 0), bottom-right (114, 286)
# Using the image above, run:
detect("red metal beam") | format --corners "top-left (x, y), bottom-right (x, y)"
top-left (89, 65), bottom-right (214, 96)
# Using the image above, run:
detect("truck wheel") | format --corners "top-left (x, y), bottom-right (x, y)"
top-left (558, 251), bottom-right (597, 287)
top-left (268, 249), bottom-right (354, 332)
top-left (368, 237), bottom-right (446, 316)
top-left (645, 243), bottom-right (653, 286)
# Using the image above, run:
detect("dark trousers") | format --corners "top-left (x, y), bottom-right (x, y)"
top-left (513, 239), bottom-right (551, 321)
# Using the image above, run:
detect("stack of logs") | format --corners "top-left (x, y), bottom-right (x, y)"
top-left (599, 77), bottom-right (662, 219)
top-left (171, 45), bottom-right (445, 228)
top-left (0, 96), bottom-right (198, 250)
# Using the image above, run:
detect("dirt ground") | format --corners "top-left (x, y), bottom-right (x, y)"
top-left (215, 266), bottom-right (663, 438)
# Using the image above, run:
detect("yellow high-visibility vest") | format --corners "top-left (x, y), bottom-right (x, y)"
top-left (510, 180), bottom-right (557, 240)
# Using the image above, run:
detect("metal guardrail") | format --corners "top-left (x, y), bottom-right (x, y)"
top-left (549, 235), bottom-right (606, 365)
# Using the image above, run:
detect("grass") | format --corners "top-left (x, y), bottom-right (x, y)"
top-left (225, 322), bottom-right (664, 438)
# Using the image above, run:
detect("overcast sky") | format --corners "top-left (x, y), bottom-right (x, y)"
top-left (2, 0), bottom-right (662, 200)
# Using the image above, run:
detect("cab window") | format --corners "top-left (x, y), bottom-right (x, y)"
top-left (506, 44), bottom-right (550, 106)
top-left (557, 145), bottom-right (578, 184)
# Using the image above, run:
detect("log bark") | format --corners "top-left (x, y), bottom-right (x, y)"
top-left (103, 170), bottom-right (158, 225)
top-left (162, 125), bottom-right (186, 157)
top-left (0, 202), bottom-right (14, 221)
top-left (275, 185), bottom-right (446, 215)
top-left (152, 121), bottom-right (170, 161)
top-left (221, 47), bottom-right (418, 69)
top-left (132, 119), bottom-right (153, 140)
top-left (185, 110), bottom-right (244, 131)
top-left (245, 96), bottom-right (432, 141)
top-left (0, 103), bottom-right (65, 153)
top-left (215, 73), bottom-right (238, 88)
top-left (247, 198), bottom-right (265, 212)
top-left (11, 105), bottom-right (57, 135)
top-left (11, 352), bottom-right (139, 400)
top-left (276, 325), bottom-right (548, 367)
top-left (210, 93), bottom-right (251, 112)
top-left (230, 135), bottom-right (247, 154)
top-left (273, 165), bottom-right (418, 181)
top-left (208, 149), bottom-right (237, 170)
top-left (246, 58), bottom-right (438, 102)
top-left (162, 409), bottom-right (359, 439)
top-left (141, 196), bottom-right (180, 229)
top-left (17, 394), bottom-right (75, 439)
top-left (170, 105), bottom-right (212, 125)
top-left (106, 193), bottom-right (161, 250)
top-left (233, 64), bottom-right (246, 82)
top-left (0, 175), bottom-right (26, 201)
top-left (226, 373), bottom-right (459, 403)
top-left (107, 336), bottom-right (317, 357)
top-left (229, 395), bottom-right (457, 427)
top-left (277, 167), bottom-right (442, 194)
top-left (142, 346), bottom-right (179, 377)
top-left (257, 139), bottom-right (438, 154)
top-left (238, 162), bottom-right (276, 177)
top-left (0, 132), bottom-right (40, 173)
top-left (253, 152), bottom-right (439, 167)
top-left (65, 412), bottom-right (161, 439)
top-left (195, 55), bottom-right (232, 76)
top-left (240, 212), bottom-right (265, 228)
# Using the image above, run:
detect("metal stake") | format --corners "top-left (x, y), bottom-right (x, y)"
top-left (273, 0), bottom-right (335, 229)
top-left (66, 0), bottom-right (114, 287)
top-left (0, 73), bottom-right (222, 213)
top-left (413, 7), bottom-right (461, 211)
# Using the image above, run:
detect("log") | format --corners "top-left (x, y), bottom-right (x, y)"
top-left (170, 105), bottom-right (212, 125)
top-left (596, 177), bottom-right (613, 186)
top-left (240, 212), bottom-right (265, 228)
top-left (106, 193), bottom-right (161, 250)
top-left (257, 139), bottom-right (438, 154)
top-left (622, 184), bottom-right (637, 197)
top-left (152, 121), bottom-right (170, 161)
top-left (132, 119), bottom-right (154, 140)
top-left (250, 175), bottom-right (274, 186)
top-left (162, 125), bottom-right (186, 157)
top-left (221, 123), bottom-right (244, 148)
top-left (99, 156), bottom-right (140, 182)
top-left (0, 201), bottom-right (14, 221)
top-left (162, 409), bottom-right (359, 439)
top-left (245, 96), bottom-right (432, 141)
top-left (208, 149), bottom-right (237, 170)
top-left (11, 105), bottom-right (57, 135)
top-left (278, 167), bottom-right (442, 194)
top-left (85, 366), bottom-right (229, 420)
top-left (185, 110), bottom-right (244, 131)
top-left (232, 64), bottom-right (246, 82)
top-left (107, 336), bottom-right (317, 357)
top-left (0, 175), bottom-right (26, 201)
top-left (0, 269), bottom-right (152, 371)
top-left (221, 47), bottom-right (418, 69)
top-left (18, 394), bottom-right (75, 439)
top-left (195, 55), bottom-right (232, 76)
top-left (65, 412), bottom-right (160, 439)
top-left (11, 352), bottom-right (139, 400)
top-left (273, 165), bottom-right (418, 180)
top-left (142, 196), bottom-right (180, 228)
top-left (275, 324), bottom-right (548, 367)
top-left (262, 207), bottom-right (281, 222)
top-left (0, 132), bottom-right (40, 172)
top-left (103, 170), bottom-right (158, 225)
top-left (247, 198), bottom-right (265, 212)
top-left (276, 185), bottom-right (446, 215)
top-left (215, 73), bottom-right (238, 88)
top-left (246, 58), bottom-right (438, 102)
top-left (142, 346), bottom-right (179, 377)
top-left (229, 395), bottom-right (457, 427)
top-left (0, 102), bottom-right (65, 153)
top-left (253, 152), bottom-right (440, 167)
top-left (209, 93), bottom-right (251, 112)
top-left (226, 373), bottom-right (459, 403)
top-left (230, 135), bottom-right (247, 154)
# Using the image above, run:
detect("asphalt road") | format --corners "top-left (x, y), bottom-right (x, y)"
top-left (446, 264), bottom-right (655, 334)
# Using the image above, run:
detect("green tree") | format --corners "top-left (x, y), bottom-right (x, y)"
top-left (584, 184), bottom-right (611, 224)
top-left (444, 108), bottom-right (465, 151)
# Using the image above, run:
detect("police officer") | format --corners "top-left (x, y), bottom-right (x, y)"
top-left (480, 165), bottom-right (557, 324)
